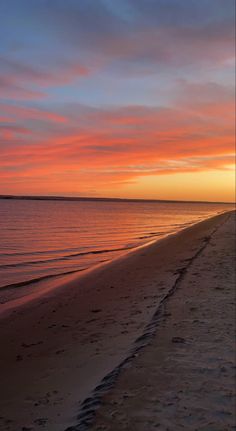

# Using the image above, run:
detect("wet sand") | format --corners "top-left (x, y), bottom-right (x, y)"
top-left (0, 211), bottom-right (235, 431)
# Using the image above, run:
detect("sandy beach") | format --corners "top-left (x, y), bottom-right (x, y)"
top-left (0, 211), bottom-right (235, 431)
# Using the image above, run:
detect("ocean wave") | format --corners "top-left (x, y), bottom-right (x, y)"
top-left (0, 245), bottom-right (134, 269)
top-left (0, 267), bottom-right (88, 291)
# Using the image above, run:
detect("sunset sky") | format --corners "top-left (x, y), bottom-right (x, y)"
top-left (0, 0), bottom-right (235, 202)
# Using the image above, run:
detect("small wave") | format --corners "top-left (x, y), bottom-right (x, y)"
top-left (0, 246), bottom-right (89, 257)
top-left (0, 246), bottom-right (133, 270)
top-left (0, 246), bottom-right (134, 269)
top-left (138, 232), bottom-right (164, 239)
top-left (0, 267), bottom-right (88, 291)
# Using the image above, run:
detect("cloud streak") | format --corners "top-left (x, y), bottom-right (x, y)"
top-left (0, 0), bottom-right (235, 199)
top-left (0, 81), bottom-right (234, 193)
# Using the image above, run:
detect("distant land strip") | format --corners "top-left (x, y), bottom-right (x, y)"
top-left (0, 195), bottom-right (233, 205)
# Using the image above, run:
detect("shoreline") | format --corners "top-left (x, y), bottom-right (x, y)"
top-left (0, 209), bottom-right (230, 318)
top-left (0, 211), bottom-right (235, 431)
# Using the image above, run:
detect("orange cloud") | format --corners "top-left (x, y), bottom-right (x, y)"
top-left (0, 81), bottom-right (234, 201)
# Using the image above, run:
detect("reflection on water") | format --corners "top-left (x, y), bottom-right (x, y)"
top-left (0, 198), bottom-right (233, 295)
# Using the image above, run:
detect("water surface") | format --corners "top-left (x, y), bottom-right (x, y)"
top-left (0, 198), bottom-right (233, 302)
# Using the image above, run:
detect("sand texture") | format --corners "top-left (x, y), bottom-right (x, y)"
top-left (0, 211), bottom-right (235, 431)
top-left (89, 211), bottom-right (236, 431)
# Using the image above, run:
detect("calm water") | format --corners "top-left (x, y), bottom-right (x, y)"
top-left (0, 199), bottom-right (233, 296)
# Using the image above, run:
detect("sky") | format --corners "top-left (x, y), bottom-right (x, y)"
top-left (0, 0), bottom-right (235, 202)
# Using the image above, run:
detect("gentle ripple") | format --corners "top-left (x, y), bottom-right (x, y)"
top-left (0, 198), bottom-right (233, 295)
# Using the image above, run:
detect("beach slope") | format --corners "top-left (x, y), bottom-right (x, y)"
top-left (0, 211), bottom-right (235, 431)
top-left (89, 211), bottom-right (236, 431)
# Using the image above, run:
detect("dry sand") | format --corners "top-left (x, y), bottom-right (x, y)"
top-left (89, 211), bottom-right (236, 431)
top-left (0, 211), bottom-right (235, 431)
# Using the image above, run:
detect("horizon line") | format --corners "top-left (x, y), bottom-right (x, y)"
top-left (0, 194), bottom-right (234, 205)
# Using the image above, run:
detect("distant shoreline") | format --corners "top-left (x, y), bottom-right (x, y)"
top-left (0, 194), bottom-right (234, 205)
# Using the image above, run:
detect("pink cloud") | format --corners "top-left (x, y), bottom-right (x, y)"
top-left (0, 75), bottom-right (46, 101)
top-left (0, 103), bottom-right (67, 124)
top-left (0, 81), bottom-right (234, 195)
top-left (0, 56), bottom-right (90, 101)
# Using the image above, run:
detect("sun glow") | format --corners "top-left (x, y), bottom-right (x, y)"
top-left (0, 1), bottom-right (235, 202)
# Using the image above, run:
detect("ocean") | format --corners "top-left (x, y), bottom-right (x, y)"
top-left (0, 198), bottom-right (233, 303)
